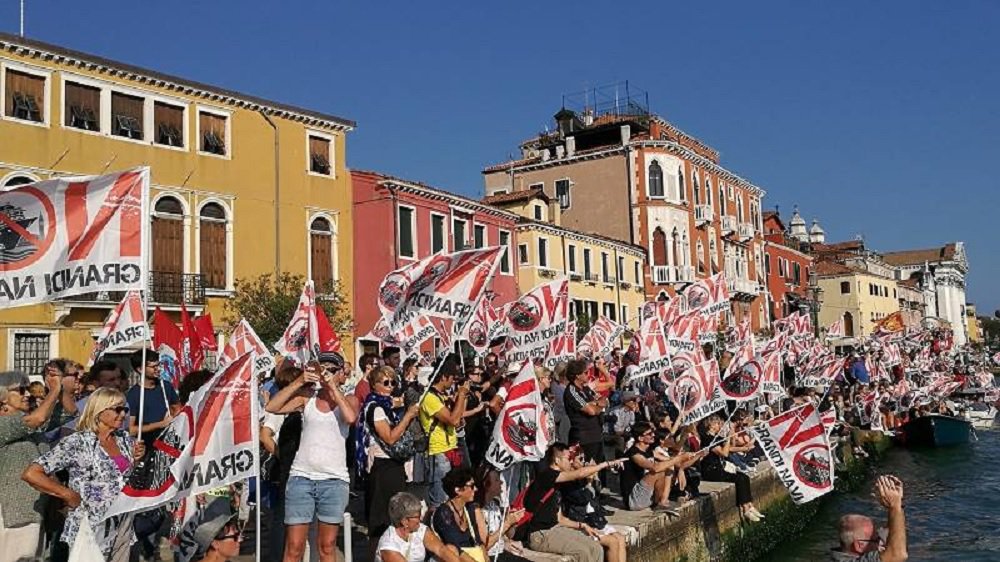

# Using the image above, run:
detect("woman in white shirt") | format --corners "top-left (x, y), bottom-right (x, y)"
top-left (377, 492), bottom-right (460, 562)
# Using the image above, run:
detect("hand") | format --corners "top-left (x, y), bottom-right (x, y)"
top-left (505, 508), bottom-right (525, 527)
top-left (302, 368), bottom-right (321, 385)
top-left (62, 488), bottom-right (82, 509)
top-left (605, 458), bottom-right (625, 471)
top-left (44, 371), bottom-right (62, 393)
top-left (158, 411), bottom-right (174, 429)
top-left (580, 523), bottom-right (600, 538)
top-left (874, 475), bottom-right (904, 509)
top-left (133, 442), bottom-right (146, 461)
top-left (405, 403), bottom-right (420, 419)
top-left (458, 380), bottom-right (471, 394)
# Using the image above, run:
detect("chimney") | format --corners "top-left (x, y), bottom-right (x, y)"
top-left (549, 200), bottom-right (561, 227)
top-left (541, 148), bottom-right (550, 162)
top-left (555, 145), bottom-right (565, 159)
top-left (565, 136), bottom-right (576, 157)
top-left (620, 125), bottom-right (631, 145)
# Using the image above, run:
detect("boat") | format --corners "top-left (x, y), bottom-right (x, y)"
top-left (897, 414), bottom-right (972, 447)
top-left (0, 204), bottom-right (39, 251)
top-left (965, 403), bottom-right (997, 430)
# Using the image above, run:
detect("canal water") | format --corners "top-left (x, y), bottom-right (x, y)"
top-left (771, 424), bottom-right (1000, 562)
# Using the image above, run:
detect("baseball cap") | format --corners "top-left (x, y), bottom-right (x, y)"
top-left (621, 391), bottom-right (639, 402)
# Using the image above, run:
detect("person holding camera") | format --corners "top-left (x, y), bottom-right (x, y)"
top-left (420, 359), bottom-right (470, 511)
top-left (266, 352), bottom-right (358, 562)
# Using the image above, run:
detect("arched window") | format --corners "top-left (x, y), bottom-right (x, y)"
top-left (705, 178), bottom-right (712, 206)
top-left (199, 202), bottom-right (228, 289)
top-left (2, 174), bottom-right (36, 188)
top-left (677, 168), bottom-right (685, 201)
top-left (693, 172), bottom-right (701, 205)
top-left (697, 240), bottom-right (706, 274)
top-left (648, 161), bottom-right (664, 198)
top-left (152, 196), bottom-right (184, 275)
top-left (843, 312), bottom-right (855, 337)
top-left (310, 217), bottom-right (335, 291)
top-left (670, 228), bottom-right (680, 267)
top-left (709, 235), bottom-right (719, 273)
top-left (719, 184), bottom-right (726, 215)
top-left (652, 227), bottom-right (667, 266)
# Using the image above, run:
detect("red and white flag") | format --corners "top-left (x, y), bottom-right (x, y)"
top-left (760, 350), bottom-right (785, 395)
top-left (626, 312), bottom-right (672, 382)
top-left (367, 314), bottom-right (437, 359)
top-left (720, 357), bottom-right (762, 402)
top-left (89, 290), bottom-right (147, 364)
top-left (0, 168), bottom-right (149, 309)
top-left (667, 311), bottom-right (701, 356)
top-left (826, 317), bottom-right (845, 339)
top-left (484, 361), bottom-right (552, 470)
top-left (669, 359), bottom-right (724, 425)
top-left (460, 297), bottom-right (501, 355)
top-left (104, 353), bottom-right (258, 518)
top-left (315, 304), bottom-right (343, 354)
top-left (752, 403), bottom-right (834, 504)
top-left (578, 316), bottom-right (625, 359)
top-left (729, 318), bottom-right (752, 352)
top-left (503, 279), bottom-right (570, 364)
top-left (882, 344), bottom-right (902, 367)
top-left (218, 319), bottom-right (276, 375)
top-left (543, 320), bottom-right (576, 369)
top-left (274, 281), bottom-right (321, 365)
top-left (683, 273), bottom-right (730, 317)
top-left (179, 304), bottom-right (205, 377)
top-left (699, 313), bottom-right (719, 345)
top-left (797, 357), bottom-right (842, 388)
top-left (377, 246), bottom-right (503, 332)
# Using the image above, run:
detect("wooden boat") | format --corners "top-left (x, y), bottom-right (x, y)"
top-left (965, 404), bottom-right (997, 430)
top-left (898, 414), bottom-right (972, 447)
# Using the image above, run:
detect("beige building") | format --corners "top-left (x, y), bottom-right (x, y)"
top-left (966, 303), bottom-right (982, 343)
top-left (815, 261), bottom-right (901, 340)
top-left (482, 86), bottom-right (769, 331)
top-left (483, 189), bottom-right (647, 331)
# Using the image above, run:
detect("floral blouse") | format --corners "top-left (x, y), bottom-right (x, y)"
top-left (35, 429), bottom-right (136, 555)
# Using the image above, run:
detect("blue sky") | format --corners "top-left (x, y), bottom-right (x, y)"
top-left (6, 1), bottom-right (998, 314)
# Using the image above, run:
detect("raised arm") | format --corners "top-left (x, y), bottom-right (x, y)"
top-left (266, 371), bottom-right (313, 415)
top-left (23, 374), bottom-right (63, 430)
top-left (877, 475), bottom-right (908, 562)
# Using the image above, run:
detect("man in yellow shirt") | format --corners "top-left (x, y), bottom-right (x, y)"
top-left (419, 359), bottom-right (469, 509)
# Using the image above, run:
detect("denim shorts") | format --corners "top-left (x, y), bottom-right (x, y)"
top-left (284, 476), bottom-right (350, 525)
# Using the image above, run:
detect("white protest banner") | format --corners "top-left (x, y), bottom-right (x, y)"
top-left (683, 273), bottom-right (730, 317)
top-left (628, 312), bottom-right (671, 382)
top-left (669, 359), bottom-right (725, 425)
top-left (667, 311), bottom-right (701, 356)
top-left (274, 281), bottom-right (321, 365)
top-left (578, 315), bottom-right (625, 359)
top-left (0, 168), bottom-right (149, 308)
top-left (461, 297), bottom-right (500, 355)
top-left (719, 358), bottom-right (762, 402)
top-left (796, 356), bottom-right (842, 388)
top-left (698, 313), bottom-right (719, 345)
top-left (760, 350), bottom-right (785, 396)
top-left (752, 403), bottom-right (834, 504)
top-left (543, 320), bottom-right (576, 369)
top-left (89, 290), bottom-right (147, 364)
top-left (367, 315), bottom-right (438, 359)
top-left (484, 361), bottom-right (552, 470)
top-left (502, 279), bottom-right (569, 364)
top-left (104, 353), bottom-right (257, 519)
top-left (218, 319), bottom-right (276, 375)
top-left (377, 246), bottom-right (502, 333)
top-left (826, 317), bottom-right (845, 339)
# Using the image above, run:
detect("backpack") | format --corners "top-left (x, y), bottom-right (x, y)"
top-left (364, 402), bottom-right (422, 462)
top-left (510, 480), bottom-right (556, 542)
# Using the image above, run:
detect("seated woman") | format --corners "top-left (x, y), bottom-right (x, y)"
top-left (517, 443), bottom-right (625, 562)
top-left (620, 423), bottom-right (693, 513)
top-left (473, 466), bottom-right (531, 562)
top-left (558, 448), bottom-right (629, 558)
top-left (433, 468), bottom-right (528, 562)
top-left (652, 430), bottom-right (706, 503)
top-left (22, 388), bottom-right (143, 558)
top-left (698, 414), bottom-right (764, 522)
top-left (376, 492), bottom-right (460, 562)
top-left (727, 410), bottom-right (761, 471)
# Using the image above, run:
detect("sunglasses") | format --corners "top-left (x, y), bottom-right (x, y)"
top-left (104, 405), bottom-right (129, 415)
top-left (379, 379), bottom-right (397, 388)
top-left (217, 532), bottom-right (242, 542)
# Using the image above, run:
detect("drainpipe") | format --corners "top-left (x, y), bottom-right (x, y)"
top-left (388, 184), bottom-right (399, 270)
top-left (623, 144), bottom-right (640, 292)
top-left (260, 111), bottom-right (280, 276)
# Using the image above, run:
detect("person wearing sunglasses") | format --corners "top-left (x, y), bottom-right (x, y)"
top-left (0, 370), bottom-right (72, 562)
top-left (833, 475), bottom-right (907, 562)
top-left (23, 387), bottom-right (144, 559)
top-left (356, 366), bottom-right (420, 560)
top-left (376, 492), bottom-right (459, 562)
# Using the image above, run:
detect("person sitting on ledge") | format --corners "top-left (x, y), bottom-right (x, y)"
top-left (832, 475), bottom-right (907, 562)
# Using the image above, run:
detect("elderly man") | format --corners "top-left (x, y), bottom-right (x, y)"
top-left (606, 391), bottom-right (641, 457)
top-left (833, 475), bottom-right (907, 562)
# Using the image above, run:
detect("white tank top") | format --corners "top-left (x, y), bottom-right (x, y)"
top-left (289, 395), bottom-right (350, 481)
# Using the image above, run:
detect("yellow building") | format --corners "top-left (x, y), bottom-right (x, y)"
top-left (484, 189), bottom-right (647, 331)
top-left (966, 303), bottom-right (982, 344)
top-left (0, 33), bottom-right (355, 373)
top-left (815, 261), bottom-right (901, 340)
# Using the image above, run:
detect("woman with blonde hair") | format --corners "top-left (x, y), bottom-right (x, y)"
top-left (22, 387), bottom-right (144, 559)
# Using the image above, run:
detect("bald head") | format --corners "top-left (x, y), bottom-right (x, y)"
top-left (838, 514), bottom-right (876, 554)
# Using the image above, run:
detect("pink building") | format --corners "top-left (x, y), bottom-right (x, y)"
top-left (352, 170), bottom-right (521, 356)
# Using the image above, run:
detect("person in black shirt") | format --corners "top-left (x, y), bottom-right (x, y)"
top-left (698, 415), bottom-right (763, 522)
top-left (621, 422), bottom-right (696, 513)
top-left (520, 444), bottom-right (624, 562)
top-left (563, 361), bottom-right (607, 462)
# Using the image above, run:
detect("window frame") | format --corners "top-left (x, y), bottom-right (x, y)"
top-left (6, 328), bottom-right (58, 371)
top-left (307, 211), bottom-right (339, 290)
top-left (110, 90), bottom-right (146, 141)
top-left (306, 129), bottom-right (336, 177)
top-left (473, 223), bottom-right (487, 249)
top-left (498, 229), bottom-right (512, 274)
top-left (397, 204), bottom-right (417, 259)
top-left (63, 80), bottom-right (101, 133)
top-left (430, 212), bottom-right (448, 254)
top-left (533, 204), bottom-right (544, 221)
top-left (537, 237), bottom-right (549, 268)
top-left (647, 160), bottom-right (665, 199)
top-left (195, 105), bottom-right (232, 159)
top-left (567, 244), bottom-right (577, 273)
top-left (555, 178), bottom-right (572, 210)
top-left (452, 216), bottom-right (469, 251)
top-left (1, 62), bottom-right (51, 127)
top-left (152, 100), bottom-right (187, 149)
top-left (518, 243), bottom-right (529, 265)
top-left (196, 198), bottom-right (234, 293)
top-left (583, 248), bottom-right (593, 279)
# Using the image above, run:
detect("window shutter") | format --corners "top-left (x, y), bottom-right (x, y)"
top-left (4, 70), bottom-right (44, 120)
top-left (200, 220), bottom-right (227, 289)
top-left (311, 232), bottom-right (333, 291)
top-left (152, 216), bottom-right (184, 274)
top-left (64, 82), bottom-right (100, 129)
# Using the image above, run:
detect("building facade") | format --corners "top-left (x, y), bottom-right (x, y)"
top-left (965, 303), bottom-right (982, 344)
top-left (883, 242), bottom-right (969, 346)
top-left (351, 171), bottom-right (521, 356)
top-left (815, 261), bottom-right (902, 341)
top-left (0, 33), bottom-right (355, 372)
top-left (761, 210), bottom-right (815, 322)
top-left (483, 189), bottom-right (647, 331)
top-left (482, 89), bottom-right (769, 330)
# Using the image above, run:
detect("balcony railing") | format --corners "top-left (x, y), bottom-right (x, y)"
top-left (602, 275), bottom-right (617, 285)
top-left (721, 215), bottom-right (737, 234)
top-left (538, 267), bottom-right (557, 279)
top-left (584, 273), bottom-right (601, 284)
top-left (727, 277), bottom-right (759, 296)
top-left (695, 204), bottom-right (714, 226)
top-left (738, 222), bottom-right (754, 242)
top-left (653, 265), bottom-right (696, 284)
top-left (60, 271), bottom-right (206, 305)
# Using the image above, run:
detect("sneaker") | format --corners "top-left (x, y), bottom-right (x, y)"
top-left (748, 507), bottom-right (765, 519)
top-left (743, 511), bottom-right (762, 522)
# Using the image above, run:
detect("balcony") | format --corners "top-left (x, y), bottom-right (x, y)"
top-left (569, 272), bottom-right (583, 282)
top-left (652, 265), bottom-right (696, 284)
top-left (694, 205), bottom-right (714, 226)
top-left (59, 271), bottom-right (206, 306)
top-left (602, 275), bottom-right (617, 286)
top-left (583, 273), bottom-right (600, 284)
top-left (738, 222), bottom-right (754, 242)
top-left (727, 277), bottom-right (759, 296)
top-left (538, 267), bottom-right (557, 279)
top-left (721, 215), bottom-right (737, 235)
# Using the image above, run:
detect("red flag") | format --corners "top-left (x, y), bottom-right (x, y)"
top-left (180, 303), bottom-right (205, 375)
top-left (192, 314), bottom-right (217, 351)
top-left (153, 307), bottom-right (183, 355)
top-left (315, 304), bottom-right (342, 353)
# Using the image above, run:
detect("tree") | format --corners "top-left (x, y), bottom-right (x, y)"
top-left (224, 273), bottom-right (352, 347)
top-left (980, 316), bottom-right (1000, 346)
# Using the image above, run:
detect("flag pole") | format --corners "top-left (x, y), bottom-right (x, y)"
top-left (136, 169), bottom-right (151, 442)
top-left (251, 354), bottom-right (262, 562)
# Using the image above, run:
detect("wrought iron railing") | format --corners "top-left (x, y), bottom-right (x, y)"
top-left (60, 271), bottom-right (205, 305)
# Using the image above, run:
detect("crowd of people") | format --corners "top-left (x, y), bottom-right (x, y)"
top-left (7, 325), bottom-right (989, 562)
